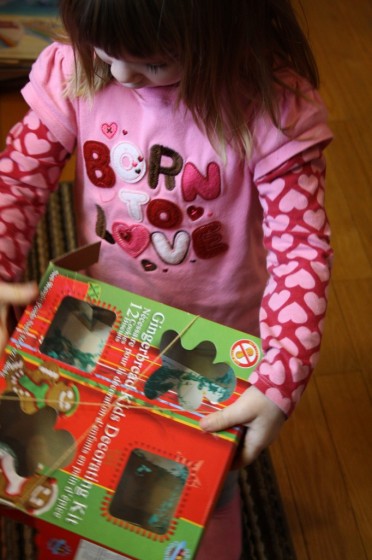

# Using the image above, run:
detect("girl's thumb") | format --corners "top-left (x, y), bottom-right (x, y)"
top-left (0, 282), bottom-right (39, 305)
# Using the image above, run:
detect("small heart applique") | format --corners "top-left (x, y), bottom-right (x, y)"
top-left (112, 222), bottom-right (150, 257)
top-left (141, 259), bottom-right (157, 272)
top-left (101, 122), bottom-right (118, 139)
top-left (187, 205), bottom-right (204, 221)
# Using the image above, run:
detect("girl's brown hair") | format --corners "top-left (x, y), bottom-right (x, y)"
top-left (59, 0), bottom-right (319, 157)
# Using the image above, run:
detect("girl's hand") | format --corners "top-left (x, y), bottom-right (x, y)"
top-left (0, 282), bottom-right (39, 354)
top-left (199, 385), bottom-right (286, 467)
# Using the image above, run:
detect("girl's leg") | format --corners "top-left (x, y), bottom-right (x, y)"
top-left (195, 486), bottom-right (243, 560)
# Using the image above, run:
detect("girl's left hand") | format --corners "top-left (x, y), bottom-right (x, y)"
top-left (199, 385), bottom-right (286, 467)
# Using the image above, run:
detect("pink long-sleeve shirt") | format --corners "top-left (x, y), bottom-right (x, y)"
top-left (0, 43), bottom-right (333, 415)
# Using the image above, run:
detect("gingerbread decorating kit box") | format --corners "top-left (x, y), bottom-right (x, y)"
top-left (0, 243), bottom-right (262, 559)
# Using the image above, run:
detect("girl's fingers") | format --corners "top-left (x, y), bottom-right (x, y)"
top-left (0, 282), bottom-right (39, 306)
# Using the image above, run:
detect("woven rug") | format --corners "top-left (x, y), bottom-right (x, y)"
top-left (0, 182), bottom-right (296, 560)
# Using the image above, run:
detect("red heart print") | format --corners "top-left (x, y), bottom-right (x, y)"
top-left (112, 222), bottom-right (150, 257)
top-left (187, 205), bottom-right (204, 221)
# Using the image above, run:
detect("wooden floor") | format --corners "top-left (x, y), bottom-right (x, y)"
top-left (0, 1), bottom-right (371, 559)
top-left (270, 0), bottom-right (372, 559)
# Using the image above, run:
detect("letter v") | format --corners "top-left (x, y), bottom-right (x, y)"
top-left (151, 231), bottom-right (190, 264)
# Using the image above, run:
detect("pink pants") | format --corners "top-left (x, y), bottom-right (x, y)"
top-left (195, 488), bottom-right (242, 560)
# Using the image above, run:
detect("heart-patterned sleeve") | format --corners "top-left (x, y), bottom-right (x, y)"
top-left (0, 110), bottom-right (70, 281)
top-left (249, 146), bottom-right (333, 416)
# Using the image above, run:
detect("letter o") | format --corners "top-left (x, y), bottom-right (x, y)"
top-left (147, 199), bottom-right (182, 228)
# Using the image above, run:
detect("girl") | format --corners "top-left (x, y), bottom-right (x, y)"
top-left (0, 1), bottom-right (333, 558)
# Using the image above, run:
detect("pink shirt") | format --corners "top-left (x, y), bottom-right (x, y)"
top-left (1, 43), bottom-right (333, 415)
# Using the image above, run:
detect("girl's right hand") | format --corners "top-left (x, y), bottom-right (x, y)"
top-left (0, 282), bottom-right (39, 354)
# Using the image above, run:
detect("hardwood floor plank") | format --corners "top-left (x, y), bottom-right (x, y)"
top-left (315, 372), bottom-right (372, 558)
top-left (327, 123), bottom-right (372, 267)
top-left (269, 443), bottom-right (310, 560)
top-left (333, 279), bottom-right (372, 387)
top-left (272, 381), bottom-right (367, 560)
top-left (316, 283), bottom-right (359, 376)
top-left (325, 162), bottom-right (372, 282)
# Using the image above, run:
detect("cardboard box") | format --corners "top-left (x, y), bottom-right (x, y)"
top-left (0, 244), bottom-right (262, 559)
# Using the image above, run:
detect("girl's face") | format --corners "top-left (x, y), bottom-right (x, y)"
top-left (94, 48), bottom-right (181, 89)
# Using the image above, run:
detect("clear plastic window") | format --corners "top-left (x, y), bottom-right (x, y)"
top-left (40, 296), bottom-right (116, 372)
top-left (109, 449), bottom-right (188, 534)
top-left (144, 330), bottom-right (236, 410)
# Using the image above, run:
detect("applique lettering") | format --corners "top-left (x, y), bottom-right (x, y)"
top-left (86, 139), bottom-right (230, 266)
top-left (83, 141), bottom-right (116, 188)
top-left (151, 231), bottom-right (190, 265)
top-left (192, 222), bottom-right (229, 259)
top-left (148, 145), bottom-right (183, 190)
top-left (95, 205), bottom-right (115, 244)
top-left (111, 142), bottom-right (146, 183)
top-left (119, 190), bottom-right (150, 221)
top-left (147, 199), bottom-right (183, 229)
top-left (182, 162), bottom-right (221, 201)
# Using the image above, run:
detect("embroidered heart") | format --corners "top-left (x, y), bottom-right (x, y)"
top-left (122, 129), bottom-right (128, 135)
top-left (101, 122), bottom-right (118, 139)
top-left (141, 259), bottom-right (157, 272)
top-left (112, 222), bottom-right (150, 257)
top-left (187, 206), bottom-right (204, 221)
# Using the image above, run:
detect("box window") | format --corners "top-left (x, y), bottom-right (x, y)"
top-left (40, 296), bottom-right (115, 372)
top-left (109, 449), bottom-right (188, 534)
top-left (144, 330), bottom-right (236, 411)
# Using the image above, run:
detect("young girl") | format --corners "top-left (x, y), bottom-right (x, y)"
top-left (0, 1), bottom-right (333, 558)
